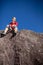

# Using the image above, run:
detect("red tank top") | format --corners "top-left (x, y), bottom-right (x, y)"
top-left (9, 21), bottom-right (18, 30)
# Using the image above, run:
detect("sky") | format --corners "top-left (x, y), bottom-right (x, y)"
top-left (0, 0), bottom-right (43, 33)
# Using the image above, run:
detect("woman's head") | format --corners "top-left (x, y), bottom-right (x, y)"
top-left (12, 17), bottom-right (16, 22)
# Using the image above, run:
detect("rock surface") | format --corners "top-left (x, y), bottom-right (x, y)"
top-left (0, 30), bottom-right (43, 65)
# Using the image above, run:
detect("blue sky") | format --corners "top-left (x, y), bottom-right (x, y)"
top-left (0, 0), bottom-right (43, 33)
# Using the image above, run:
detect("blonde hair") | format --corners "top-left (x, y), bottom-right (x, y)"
top-left (12, 17), bottom-right (16, 21)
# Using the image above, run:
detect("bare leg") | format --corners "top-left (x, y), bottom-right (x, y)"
top-left (3, 27), bottom-right (9, 35)
top-left (14, 26), bottom-right (18, 33)
top-left (0, 27), bottom-right (9, 37)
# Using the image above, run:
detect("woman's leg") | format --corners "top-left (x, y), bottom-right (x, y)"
top-left (10, 30), bottom-right (16, 39)
top-left (3, 25), bottom-right (9, 35)
top-left (14, 26), bottom-right (18, 33)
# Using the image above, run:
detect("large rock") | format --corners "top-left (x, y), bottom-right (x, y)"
top-left (0, 30), bottom-right (43, 65)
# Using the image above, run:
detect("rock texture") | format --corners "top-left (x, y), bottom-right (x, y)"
top-left (0, 30), bottom-right (43, 65)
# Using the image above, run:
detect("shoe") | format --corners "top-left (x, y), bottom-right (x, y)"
top-left (1, 33), bottom-right (6, 37)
